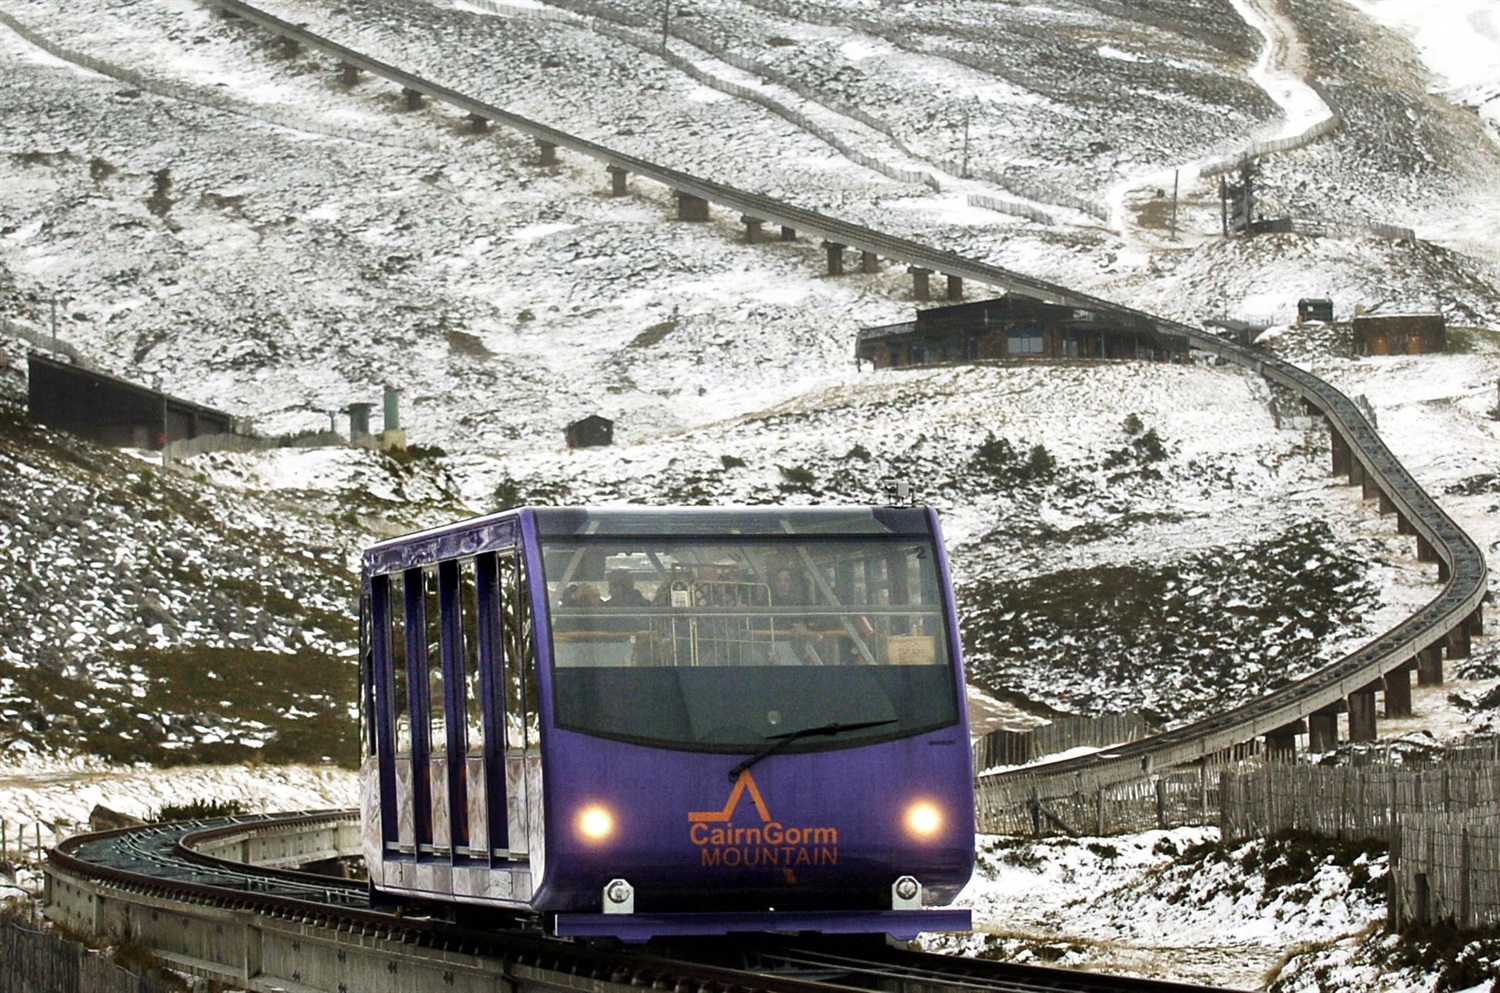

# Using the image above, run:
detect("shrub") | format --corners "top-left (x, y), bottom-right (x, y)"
top-left (155, 799), bottom-right (246, 822)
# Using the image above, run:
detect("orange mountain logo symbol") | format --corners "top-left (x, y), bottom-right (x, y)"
top-left (687, 770), bottom-right (839, 882)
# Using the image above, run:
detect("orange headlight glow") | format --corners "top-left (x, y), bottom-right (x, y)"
top-left (578, 805), bottom-right (614, 842)
top-left (905, 802), bottom-right (942, 838)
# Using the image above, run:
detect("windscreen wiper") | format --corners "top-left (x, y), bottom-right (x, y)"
top-left (727, 719), bottom-right (897, 781)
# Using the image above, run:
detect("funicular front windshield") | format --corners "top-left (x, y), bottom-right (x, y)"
top-left (537, 509), bottom-right (960, 752)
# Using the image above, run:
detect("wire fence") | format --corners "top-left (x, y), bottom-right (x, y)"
top-left (521, 0), bottom-right (1101, 219)
top-left (1, 316), bottom-right (94, 370)
top-left (0, 821), bottom-right (50, 872)
top-left (0, 9), bottom-right (438, 152)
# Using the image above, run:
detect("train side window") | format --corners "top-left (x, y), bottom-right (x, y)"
top-left (499, 551), bottom-right (540, 750)
top-left (424, 565), bottom-right (445, 754)
top-left (458, 559), bottom-right (483, 750)
top-left (389, 571), bottom-right (411, 754)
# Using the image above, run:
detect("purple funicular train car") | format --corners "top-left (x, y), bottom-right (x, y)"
top-left (359, 506), bottom-right (975, 942)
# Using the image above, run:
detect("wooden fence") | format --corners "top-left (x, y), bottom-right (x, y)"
top-left (0, 919), bottom-right (177, 993)
top-left (1391, 811), bottom-right (1500, 929)
top-left (1219, 762), bottom-right (1500, 843)
top-left (977, 760), bottom-right (1234, 837)
top-left (972, 712), bottom-right (1146, 774)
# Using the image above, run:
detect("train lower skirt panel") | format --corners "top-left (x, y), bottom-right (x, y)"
top-left (552, 909), bottom-right (972, 943)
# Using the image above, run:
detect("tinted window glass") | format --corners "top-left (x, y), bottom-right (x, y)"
top-left (541, 535), bottom-right (959, 750)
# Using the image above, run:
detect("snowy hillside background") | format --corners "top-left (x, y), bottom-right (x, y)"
top-left (5, 0), bottom-right (1500, 989)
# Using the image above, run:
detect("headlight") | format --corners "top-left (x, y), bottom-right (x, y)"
top-left (905, 801), bottom-right (941, 838)
top-left (578, 805), bottom-right (614, 842)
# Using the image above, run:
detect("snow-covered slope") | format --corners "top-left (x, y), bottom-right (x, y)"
top-left (5, 0), bottom-right (1500, 989)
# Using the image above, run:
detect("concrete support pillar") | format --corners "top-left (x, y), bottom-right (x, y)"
top-left (280, 36), bottom-right (301, 56)
top-left (1397, 514), bottom-right (1415, 536)
top-left (402, 87), bottom-right (424, 110)
top-left (675, 191), bottom-right (709, 221)
top-left (1470, 606), bottom-right (1485, 636)
top-left (1417, 646), bottom-right (1444, 686)
top-left (1384, 667), bottom-right (1413, 718)
top-left (825, 241), bottom-right (846, 276)
top-left (946, 274), bottom-right (964, 301)
top-left (861, 250), bottom-right (879, 274)
top-left (1347, 689), bottom-right (1378, 742)
top-left (780, 225), bottom-right (796, 241)
top-left (1329, 432), bottom-right (1350, 476)
top-left (1362, 473), bottom-right (1380, 502)
top-left (1308, 709), bottom-right (1342, 753)
top-left (1416, 534), bottom-right (1438, 564)
top-left (340, 62), bottom-right (360, 85)
top-left (468, 114), bottom-right (489, 133)
top-left (607, 165), bottom-right (628, 196)
top-left (741, 215), bottom-right (764, 244)
top-left (1378, 490), bottom-right (1396, 515)
top-left (1348, 458), bottom-right (1365, 490)
top-left (1447, 622), bottom-right (1472, 660)
top-left (538, 141), bottom-right (558, 166)
top-left (909, 267), bottom-right (932, 302)
top-left (1264, 720), bottom-right (1305, 762)
top-left (1304, 399), bottom-right (1320, 416)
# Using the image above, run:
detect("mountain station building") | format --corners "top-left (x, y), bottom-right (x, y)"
top-left (856, 296), bottom-right (1190, 369)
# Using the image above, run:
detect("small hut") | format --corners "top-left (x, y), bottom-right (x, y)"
top-left (565, 414), bottom-right (614, 449)
top-left (1297, 298), bottom-right (1334, 324)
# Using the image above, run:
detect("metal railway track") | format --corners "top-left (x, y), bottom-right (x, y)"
top-left (47, 811), bottom-right (1237, 992)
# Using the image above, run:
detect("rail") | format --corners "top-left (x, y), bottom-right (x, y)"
top-left (45, 813), bottom-right (1240, 992)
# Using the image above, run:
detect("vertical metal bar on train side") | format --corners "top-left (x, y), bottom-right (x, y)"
top-left (405, 569), bottom-right (434, 851)
top-left (369, 573), bottom-right (399, 850)
top-left (437, 560), bottom-right (469, 853)
top-left (475, 551), bottom-right (509, 857)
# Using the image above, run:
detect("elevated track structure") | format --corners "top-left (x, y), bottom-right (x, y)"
top-left (44, 811), bottom-right (1236, 992)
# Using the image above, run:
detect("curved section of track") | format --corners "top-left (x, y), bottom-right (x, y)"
top-left (46, 812), bottom-right (1237, 992)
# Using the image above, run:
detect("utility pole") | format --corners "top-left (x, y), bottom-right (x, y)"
top-left (961, 106), bottom-right (971, 178)
top-left (156, 376), bottom-right (169, 468)
top-left (661, 0), bottom-right (670, 52)
top-left (1170, 169), bottom-right (1179, 241)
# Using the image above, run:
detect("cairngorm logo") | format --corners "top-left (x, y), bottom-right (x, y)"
top-left (687, 770), bottom-right (838, 882)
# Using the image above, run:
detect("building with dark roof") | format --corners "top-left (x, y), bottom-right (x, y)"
top-left (27, 352), bottom-right (236, 449)
top-left (856, 296), bottom-right (1189, 369)
top-left (1351, 313), bottom-right (1446, 356)
top-left (565, 414), bottom-right (614, 449)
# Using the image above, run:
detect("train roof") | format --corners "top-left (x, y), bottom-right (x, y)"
top-left (362, 506), bottom-right (938, 577)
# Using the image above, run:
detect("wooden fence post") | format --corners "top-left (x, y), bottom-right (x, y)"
top-left (1462, 826), bottom-right (1472, 928)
